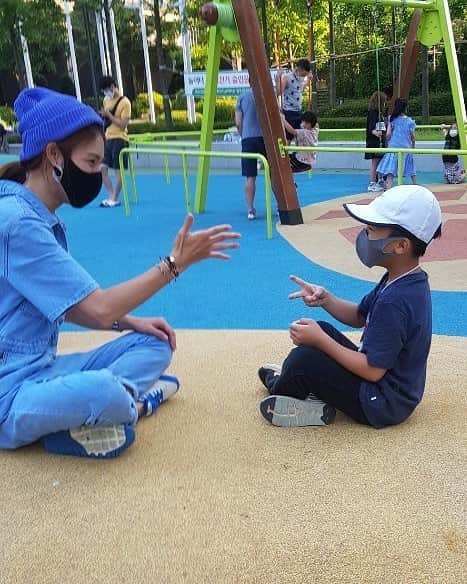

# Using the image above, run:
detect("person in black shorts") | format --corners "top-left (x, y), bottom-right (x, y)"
top-left (99, 76), bottom-right (131, 208)
top-left (235, 89), bottom-right (267, 220)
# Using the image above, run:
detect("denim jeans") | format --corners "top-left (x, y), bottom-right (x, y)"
top-left (0, 332), bottom-right (172, 449)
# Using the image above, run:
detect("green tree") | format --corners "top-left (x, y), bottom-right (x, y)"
top-left (0, 0), bottom-right (66, 87)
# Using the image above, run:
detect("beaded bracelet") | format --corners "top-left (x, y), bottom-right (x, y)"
top-left (157, 256), bottom-right (179, 283)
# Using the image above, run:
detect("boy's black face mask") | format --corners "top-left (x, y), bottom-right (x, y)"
top-left (54, 158), bottom-right (102, 208)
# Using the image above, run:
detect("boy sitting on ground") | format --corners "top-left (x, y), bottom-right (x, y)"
top-left (258, 185), bottom-right (442, 429)
top-left (281, 111), bottom-right (319, 173)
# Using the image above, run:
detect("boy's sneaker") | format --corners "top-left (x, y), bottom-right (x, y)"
top-left (367, 181), bottom-right (383, 192)
top-left (43, 423), bottom-right (135, 458)
top-left (258, 363), bottom-right (282, 393)
top-left (259, 395), bottom-right (336, 427)
top-left (100, 199), bottom-right (121, 208)
top-left (138, 374), bottom-right (180, 417)
top-left (247, 208), bottom-right (256, 220)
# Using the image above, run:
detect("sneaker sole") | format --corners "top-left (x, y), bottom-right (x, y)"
top-left (259, 396), bottom-right (336, 427)
top-left (43, 424), bottom-right (135, 458)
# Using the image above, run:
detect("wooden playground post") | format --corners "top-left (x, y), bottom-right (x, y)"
top-left (196, 0), bottom-right (303, 225)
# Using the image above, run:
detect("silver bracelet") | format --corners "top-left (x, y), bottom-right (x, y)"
top-left (112, 320), bottom-right (122, 332)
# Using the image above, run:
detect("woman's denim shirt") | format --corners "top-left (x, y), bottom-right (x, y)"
top-left (0, 180), bottom-right (98, 420)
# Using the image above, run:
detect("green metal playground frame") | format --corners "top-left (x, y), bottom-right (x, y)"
top-left (194, 0), bottom-right (466, 215)
top-left (119, 142), bottom-right (466, 240)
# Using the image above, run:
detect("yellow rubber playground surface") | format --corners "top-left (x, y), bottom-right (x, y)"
top-left (1, 179), bottom-right (466, 583)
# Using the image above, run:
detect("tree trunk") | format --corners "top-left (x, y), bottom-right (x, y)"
top-left (391, 8), bottom-right (397, 90)
top-left (83, 5), bottom-right (99, 108)
top-left (10, 27), bottom-right (26, 89)
top-left (153, 0), bottom-right (173, 130)
top-left (271, 0), bottom-right (280, 67)
top-left (421, 45), bottom-right (429, 123)
top-left (328, 1), bottom-right (336, 105)
top-left (259, 0), bottom-right (270, 64)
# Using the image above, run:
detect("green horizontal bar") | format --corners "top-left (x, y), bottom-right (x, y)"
top-left (334, 0), bottom-right (435, 8)
top-left (129, 124), bottom-right (459, 142)
top-left (129, 129), bottom-right (227, 142)
top-left (132, 141), bottom-right (200, 148)
top-left (125, 148), bottom-right (266, 159)
top-left (120, 147), bottom-right (274, 239)
top-left (288, 146), bottom-right (467, 155)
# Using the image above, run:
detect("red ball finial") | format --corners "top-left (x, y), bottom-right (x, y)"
top-left (201, 3), bottom-right (219, 25)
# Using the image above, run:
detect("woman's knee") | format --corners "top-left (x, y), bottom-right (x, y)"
top-left (129, 333), bottom-right (173, 366)
top-left (84, 370), bottom-right (138, 426)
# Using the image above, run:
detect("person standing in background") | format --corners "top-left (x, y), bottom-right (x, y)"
top-left (277, 59), bottom-right (313, 144)
top-left (235, 89), bottom-right (267, 220)
top-left (99, 76), bottom-right (131, 208)
top-left (365, 91), bottom-right (387, 192)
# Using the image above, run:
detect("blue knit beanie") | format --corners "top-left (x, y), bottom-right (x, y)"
top-left (14, 87), bottom-right (103, 162)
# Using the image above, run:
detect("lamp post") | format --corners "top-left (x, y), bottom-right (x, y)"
top-left (95, 10), bottom-right (110, 76)
top-left (18, 20), bottom-right (34, 88)
top-left (107, 0), bottom-right (124, 91)
top-left (138, 0), bottom-right (156, 123)
top-left (63, 0), bottom-right (82, 101)
top-left (179, 0), bottom-right (196, 123)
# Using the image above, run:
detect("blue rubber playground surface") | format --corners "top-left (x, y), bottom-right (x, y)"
top-left (59, 169), bottom-right (467, 336)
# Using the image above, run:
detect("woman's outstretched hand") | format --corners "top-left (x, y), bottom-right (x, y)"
top-left (170, 214), bottom-right (241, 271)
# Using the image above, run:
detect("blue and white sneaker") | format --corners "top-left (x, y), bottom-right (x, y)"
top-left (43, 423), bottom-right (135, 458)
top-left (259, 395), bottom-right (336, 427)
top-left (138, 374), bottom-right (180, 417)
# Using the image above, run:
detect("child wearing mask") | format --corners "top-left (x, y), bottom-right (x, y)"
top-left (257, 185), bottom-right (442, 430)
top-left (441, 123), bottom-right (465, 184)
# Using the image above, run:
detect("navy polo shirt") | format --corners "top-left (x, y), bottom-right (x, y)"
top-left (357, 271), bottom-right (433, 428)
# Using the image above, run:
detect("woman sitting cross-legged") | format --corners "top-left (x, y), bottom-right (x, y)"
top-left (0, 87), bottom-right (240, 459)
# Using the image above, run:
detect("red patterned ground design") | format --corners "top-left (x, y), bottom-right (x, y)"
top-left (314, 187), bottom-right (467, 263)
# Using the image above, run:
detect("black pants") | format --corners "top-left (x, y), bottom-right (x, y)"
top-left (283, 109), bottom-right (302, 141)
top-left (272, 321), bottom-right (370, 425)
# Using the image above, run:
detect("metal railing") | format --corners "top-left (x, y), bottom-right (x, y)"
top-left (118, 141), bottom-right (466, 241)
top-left (286, 145), bottom-right (467, 185)
top-left (119, 146), bottom-right (274, 239)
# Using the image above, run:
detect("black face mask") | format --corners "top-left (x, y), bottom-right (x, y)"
top-left (54, 158), bottom-right (102, 208)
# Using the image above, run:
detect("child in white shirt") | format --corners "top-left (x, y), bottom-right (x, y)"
top-left (281, 111), bottom-right (319, 173)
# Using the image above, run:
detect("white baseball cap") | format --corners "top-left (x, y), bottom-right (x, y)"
top-left (343, 185), bottom-right (442, 244)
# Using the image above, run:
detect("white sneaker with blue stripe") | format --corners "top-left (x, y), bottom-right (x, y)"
top-left (43, 423), bottom-right (135, 458)
top-left (259, 395), bottom-right (336, 427)
top-left (139, 374), bottom-right (180, 417)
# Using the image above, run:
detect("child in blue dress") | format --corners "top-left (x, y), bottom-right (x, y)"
top-left (377, 98), bottom-right (416, 190)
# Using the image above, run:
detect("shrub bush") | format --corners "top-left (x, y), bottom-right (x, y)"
top-left (132, 92), bottom-right (165, 118)
top-left (318, 91), bottom-right (466, 119)
top-left (0, 105), bottom-right (16, 127)
top-left (128, 110), bottom-right (234, 135)
top-left (318, 117), bottom-right (367, 129)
